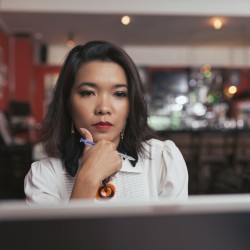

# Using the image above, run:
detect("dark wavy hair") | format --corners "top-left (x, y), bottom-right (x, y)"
top-left (42, 41), bottom-right (158, 172)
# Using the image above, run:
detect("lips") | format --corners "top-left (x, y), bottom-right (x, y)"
top-left (93, 121), bottom-right (113, 131)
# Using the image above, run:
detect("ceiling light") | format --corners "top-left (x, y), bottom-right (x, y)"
top-left (66, 33), bottom-right (75, 48)
top-left (212, 18), bottom-right (223, 30)
top-left (121, 15), bottom-right (131, 25)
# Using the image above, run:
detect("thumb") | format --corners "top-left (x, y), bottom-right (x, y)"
top-left (79, 128), bottom-right (94, 152)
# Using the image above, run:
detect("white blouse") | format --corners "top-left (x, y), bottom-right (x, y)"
top-left (24, 139), bottom-right (188, 204)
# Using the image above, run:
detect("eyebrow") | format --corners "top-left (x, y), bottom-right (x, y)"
top-left (76, 82), bottom-right (96, 89)
top-left (76, 82), bottom-right (128, 89)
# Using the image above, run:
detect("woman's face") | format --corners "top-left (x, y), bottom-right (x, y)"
top-left (70, 60), bottom-right (129, 147)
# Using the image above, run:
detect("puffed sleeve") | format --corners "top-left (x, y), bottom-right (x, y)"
top-left (158, 140), bottom-right (188, 200)
top-left (24, 158), bottom-right (63, 204)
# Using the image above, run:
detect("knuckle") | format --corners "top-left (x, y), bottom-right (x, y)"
top-left (117, 155), bottom-right (122, 166)
top-left (106, 141), bottom-right (115, 151)
top-left (99, 140), bottom-right (106, 145)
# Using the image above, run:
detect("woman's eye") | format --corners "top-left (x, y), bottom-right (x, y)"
top-left (79, 90), bottom-right (94, 96)
top-left (114, 91), bottom-right (128, 97)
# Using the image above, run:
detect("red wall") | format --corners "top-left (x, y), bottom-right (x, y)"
top-left (0, 28), bottom-right (9, 111)
top-left (10, 36), bottom-right (34, 102)
top-left (0, 28), bottom-right (62, 125)
top-left (0, 28), bottom-right (62, 124)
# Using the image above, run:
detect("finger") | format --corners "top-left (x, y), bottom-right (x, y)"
top-left (79, 128), bottom-right (93, 152)
top-left (80, 128), bottom-right (93, 141)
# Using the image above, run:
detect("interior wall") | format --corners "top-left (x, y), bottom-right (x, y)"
top-left (2, 0), bottom-right (250, 17)
top-left (48, 44), bottom-right (250, 67)
top-left (124, 46), bottom-right (250, 67)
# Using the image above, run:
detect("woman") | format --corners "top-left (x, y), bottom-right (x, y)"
top-left (24, 40), bottom-right (188, 204)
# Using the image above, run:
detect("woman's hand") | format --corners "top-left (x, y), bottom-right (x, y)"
top-left (70, 128), bottom-right (122, 199)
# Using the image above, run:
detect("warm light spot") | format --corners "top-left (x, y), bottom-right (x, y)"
top-left (66, 33), bottom-right (75, 48)
top-left (213, 18), bottom-right (223, 29)
top-left (228, 86), bottom-right (237, 94)
top-left (67, 39), bottom-right (75, 48)
top-left (200, 64), bottom-right (212, 78)
top-left (224, 85), bottom-right (237, 98)
top-left (121, 15), bottom-right (131, 25)
top-left (201, 64), bottom-right (211, 73)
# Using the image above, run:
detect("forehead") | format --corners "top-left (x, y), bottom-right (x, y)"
top-left (75, 60), bottom-right (127, 84)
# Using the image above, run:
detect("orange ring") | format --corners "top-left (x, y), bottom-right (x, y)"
top-left (96, 183), bottom-right (116, 199)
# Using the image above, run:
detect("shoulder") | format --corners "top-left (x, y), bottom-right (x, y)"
top-left (144, 138), bottom-right (186, 167)
top-left (32, 156), bottom-right (62, 166)
top-left (24, 157), bottom-right (66, 204)
top-left (144, 138), bottom-right (180, 156)
top-left (29, 157), bottom-right (65, 176)
top-left (146, 138), bottom-right (186, 165)
top-left (144, 139), bottom-right (188, 199)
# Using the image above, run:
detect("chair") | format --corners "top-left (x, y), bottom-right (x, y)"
top-left (197, 131), bottom-right (230, 193)
top-left (0, 143), bottom-right (32, 199)
top-left (233, 131), bottom-right (250, 176)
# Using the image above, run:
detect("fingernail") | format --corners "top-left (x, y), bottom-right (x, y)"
top-left (80, 128), bottom-right (86, 134)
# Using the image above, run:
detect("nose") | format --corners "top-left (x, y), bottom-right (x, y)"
top-left (94, 95), bottom-right (111, 115)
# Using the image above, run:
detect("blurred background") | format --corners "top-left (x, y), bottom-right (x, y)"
top-left (1, 0), bottom-right (250, 199)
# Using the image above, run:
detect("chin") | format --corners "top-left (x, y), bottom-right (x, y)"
top-left (93, 135), bottom-right (111, 142)
top-left (94, 135), bottom-right (119, 144)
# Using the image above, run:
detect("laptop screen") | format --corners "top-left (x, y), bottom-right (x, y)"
top-left (1, 195), bottom-right (250, 250)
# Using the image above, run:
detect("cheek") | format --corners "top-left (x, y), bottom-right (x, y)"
top-left (115, 103), bottom-right (129, 129)
top-left (70, 99), bottom-right (90, 123)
